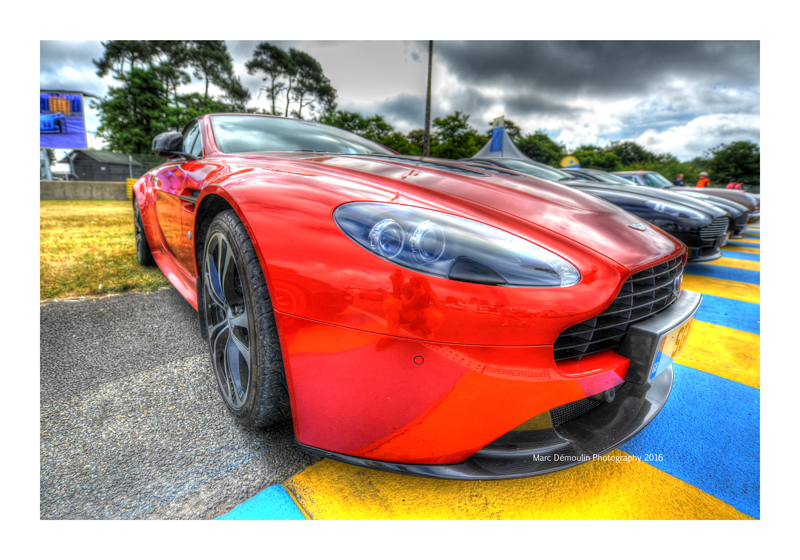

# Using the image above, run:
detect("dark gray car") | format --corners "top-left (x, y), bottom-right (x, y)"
top-left (612, 170), bottom-right (760, 225)
top-left (462, 157), bottom-right (731, 262)
top-left (566, 168), bottom-right (751, 238)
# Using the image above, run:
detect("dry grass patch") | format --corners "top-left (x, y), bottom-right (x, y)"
top-left (40, 200), bottom-right (170, 300)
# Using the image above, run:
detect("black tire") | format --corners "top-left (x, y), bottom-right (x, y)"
top-left (133, 198), bottom-right (156, 266)
top-left (199, 209), bottom-right (291, 428)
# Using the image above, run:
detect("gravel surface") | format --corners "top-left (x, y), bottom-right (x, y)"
top-left (40, 289), bottom-right (207, 399)
top-left (40, 288), bottom-right (319, 519)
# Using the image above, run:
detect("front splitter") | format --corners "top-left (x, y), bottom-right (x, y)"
top-left (298, 365), bottom-right (674, 480)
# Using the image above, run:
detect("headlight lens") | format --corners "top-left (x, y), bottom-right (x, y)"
top-left (645, 200), bottom-right (705, 220)
top-left (334, 202), bottom-right (580, 287)
top-left (369, 219), bottom-right (405, 258)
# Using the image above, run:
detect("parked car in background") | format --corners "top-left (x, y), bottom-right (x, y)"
top-left (672, 187), bottom-right (760, 225)
top-left (566, 168), bottom-right (750, 239)
top-left (40, 112), bottom-right (67, 134)
top-left (464, 157), bottom-right (730, 262)
top-left (612, 170), bottom-right (674, 189)
top-left (133, 113), bottom-right (701, 479)
top-left (665, 190), bottom-right (751, 238)
top-left (563, 168), bottom-right (638, 186)
top-left (613, 170), bottom-right (760, 225)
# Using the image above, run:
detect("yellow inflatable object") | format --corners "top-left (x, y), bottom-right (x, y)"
top-left (561, 156), bottom-right (580, 168)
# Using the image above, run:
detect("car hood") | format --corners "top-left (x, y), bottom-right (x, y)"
top-left (670, 191), bottom-right (748, 216)
top-left (560, 180), bottom-right (728, 219)
top-left (226, 152), bottom-right (682, 271)
top-left (670, 187), bottom-right (757, 211)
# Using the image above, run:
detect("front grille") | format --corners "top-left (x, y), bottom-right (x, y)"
top-left (553, 256), bottom-right (684, 361)
top-left (700, 216), bottom-right (729, 239)
top-left (549, 398), bottom-right (601, 426)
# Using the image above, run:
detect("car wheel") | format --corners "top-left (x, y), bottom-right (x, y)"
top-left (200, 210), bottom-right (292, 428)
top-left (133, 198), bottom-right (156, 266)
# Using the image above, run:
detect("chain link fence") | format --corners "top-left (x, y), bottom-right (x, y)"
top-left (50, 151), bottom-right (165, 182)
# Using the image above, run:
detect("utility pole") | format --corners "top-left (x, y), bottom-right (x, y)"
top-left (423, 40), bottom-right (433, 157)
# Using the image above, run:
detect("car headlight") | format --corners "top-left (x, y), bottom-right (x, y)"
top-left (645, 200), bottom-right (705, 220)
top-left (334, 202), bottom-right (580, 287)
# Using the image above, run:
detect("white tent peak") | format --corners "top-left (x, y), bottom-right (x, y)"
top-left (473, 127), bottom-right (534, 161)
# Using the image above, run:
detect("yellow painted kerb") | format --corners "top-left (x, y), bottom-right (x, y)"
top-left (285, 452), bottom-right (753, 520)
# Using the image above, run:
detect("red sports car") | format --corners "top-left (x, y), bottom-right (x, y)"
top-left (133, 114), bottom-right (701, 479)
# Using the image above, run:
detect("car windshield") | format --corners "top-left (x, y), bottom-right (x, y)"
top-left (643, 173), bottom-right (674, 188)
top-left (493, 159), bottom-right (573, 181)
top-left (590, 170), bottom-right (637, 185)
top-left (210, 115), bottom-right (393, 155)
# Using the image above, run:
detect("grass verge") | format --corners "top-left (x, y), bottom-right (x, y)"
top-left (40, 200), bottom-right (171, 300)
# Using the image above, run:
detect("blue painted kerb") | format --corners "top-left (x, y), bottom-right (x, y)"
top-left (217, 484), bottom-right (306, 520)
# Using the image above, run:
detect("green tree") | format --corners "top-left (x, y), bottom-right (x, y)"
top-left (320, 110), bottom-right (419, 155)
top-left (217, 74), bottom-right (251, 112)
top-left (321, 110), bottom-right (393, 139)
top-left (289, 50), bottom-right (337, 119)
top-left (607, 140), bottom-right (657, 166)
top-left (515, 130), bottom-right (565, 166)
top-left (150, 41), bottom-right (191, 109)
top-left (407, 129), bottom-right (427, 154)
top-left (93, 40), bottom-right (156, 77)
top-left (485, 119), bottom-right (521, 140)
top-left (246, 42), bottom-right (290, 115)
top-left (568, 144), bottom-right (622, 171)
top-left (706, 141), bottom-right (760, 186)
top-left (430, 112), bottom-right (484, 160)
top-left (381, 132), bottom-right (421, 155)
top-left (93, 67), bottom-right (172, 154)
top-left (186, 41), bottom-right (235, 103)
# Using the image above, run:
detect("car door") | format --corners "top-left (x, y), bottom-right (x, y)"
top-left (153, 122), bottom-right (201, 273)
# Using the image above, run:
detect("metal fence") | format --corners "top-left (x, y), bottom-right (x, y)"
top-left (50, 151), bottom-right (166, 182)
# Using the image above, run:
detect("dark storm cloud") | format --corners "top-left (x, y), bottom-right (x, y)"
top-left (40, 41), bottom-right (107, 96)
top-left (435, 41), bottom-right (759, 99)
top-left (501, 91), bottom-right (584, 119)
top-left (347, 85), bottom-right (583, 131)
top-left (340, 92), bottom-right (426, 125)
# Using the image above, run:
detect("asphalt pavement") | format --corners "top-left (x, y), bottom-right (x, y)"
top-left (40, 288), bottom-right (319, 519)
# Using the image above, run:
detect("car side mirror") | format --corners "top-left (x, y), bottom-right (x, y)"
top-left (152, 132), bottom-right (198, 160)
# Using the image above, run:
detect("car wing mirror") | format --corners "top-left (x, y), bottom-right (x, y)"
top-left (152, 132), bottom-right (199, 161)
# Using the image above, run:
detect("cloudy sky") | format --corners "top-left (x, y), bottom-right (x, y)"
top-left (40, 40), bottom-right (759, 161)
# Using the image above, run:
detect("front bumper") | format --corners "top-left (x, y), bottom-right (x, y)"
top-left (747, 211), bottom-right (760, 224)
top-left (670, 231), bottom-right (726, 262)
top-left (300, 291), bottom-right (702, 479)
top-left (301, 365), bottom-right (674, 479)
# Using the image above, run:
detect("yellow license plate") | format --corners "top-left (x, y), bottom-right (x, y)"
top-left (650, 316), bottom-right (695, 380)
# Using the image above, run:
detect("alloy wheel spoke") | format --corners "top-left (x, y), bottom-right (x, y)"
top-left (205, 271), bottom-right (226, 310)
top-left (226, 335), bottom-right (245, 400)
top-left (206, 241), bottom-right (226, 306)
top-left (230, 326), bottom-right (250, 368)
top-left (230, 310), bottom-right (248, 329)
top-left (213, 326), bottom-right (233, 400)
top-left (221, 242), bottom-right (242, 306)
top-left (208, 318), bottom-right (227, 339)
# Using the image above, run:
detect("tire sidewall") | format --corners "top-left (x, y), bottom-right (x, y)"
top-left (134, 199), bottom-right (154, 266)
top-left (201, 214), bottom-right (269, 425)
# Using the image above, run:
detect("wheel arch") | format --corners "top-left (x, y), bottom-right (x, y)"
top-left (192, 190), bottom-right (281, 346)
top-left (192, 188), bottom-right (298, 426)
